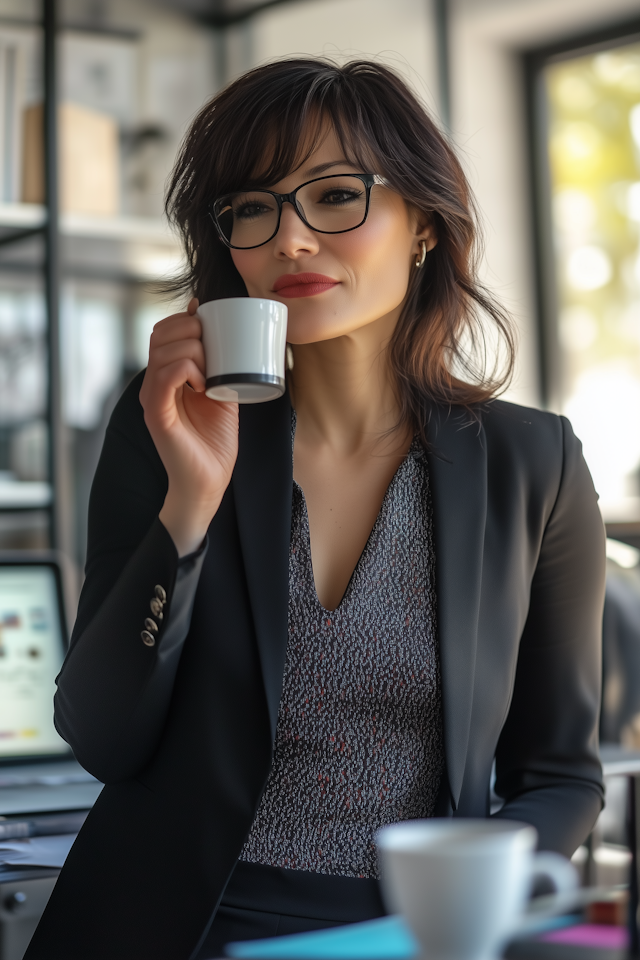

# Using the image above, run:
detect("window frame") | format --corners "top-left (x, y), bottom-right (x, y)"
top-left (524, 17), bottom-right (640, 410)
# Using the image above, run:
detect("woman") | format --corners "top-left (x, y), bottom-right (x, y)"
top-left (26, 59), bottom-right (605, 960)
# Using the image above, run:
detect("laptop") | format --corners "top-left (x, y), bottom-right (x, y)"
top-left (0, 555), bottom-right (102, 817)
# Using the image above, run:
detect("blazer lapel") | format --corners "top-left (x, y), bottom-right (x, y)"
top-left (232, 392), bottom-right (293, 740)
top-left (427, 406), bottom-right (488, 810)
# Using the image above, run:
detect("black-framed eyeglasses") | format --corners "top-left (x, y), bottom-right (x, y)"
top-left (211, 173), bottom-right (387, 250)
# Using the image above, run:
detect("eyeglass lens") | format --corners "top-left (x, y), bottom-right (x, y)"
top-left (215, 175), bottom-right (369, 248)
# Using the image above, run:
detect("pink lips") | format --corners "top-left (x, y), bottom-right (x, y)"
top-left (272, 272), bottom-right (339, 298)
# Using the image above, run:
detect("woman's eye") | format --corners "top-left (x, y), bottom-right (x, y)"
top-left (235, 203), bottom-right (269, 220)
top-left (320, 189), bottom-right (362, 206)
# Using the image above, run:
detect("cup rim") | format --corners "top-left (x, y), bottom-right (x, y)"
top-left (376, 819), bottom-right (537, 854)
top-left (197, 296), bottom-right (288, 314)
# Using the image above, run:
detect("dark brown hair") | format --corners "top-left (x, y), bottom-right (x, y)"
top-left (165, 57), bottom-right (515, 426)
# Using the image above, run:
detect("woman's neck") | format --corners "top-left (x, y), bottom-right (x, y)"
top-left (288, 311), bottom-right (408, 456)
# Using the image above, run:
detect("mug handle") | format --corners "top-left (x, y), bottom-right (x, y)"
top-left (515, 852), bottom-right (579, 936)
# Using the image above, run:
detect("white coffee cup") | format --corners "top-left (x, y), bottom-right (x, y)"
top-left (198, 297), bottom-right (288, 403)
top-left (377, 820), bottom-right (577, 960)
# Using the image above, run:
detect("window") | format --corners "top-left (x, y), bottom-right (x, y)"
top-left (528, 24), bottom-right (640, 523)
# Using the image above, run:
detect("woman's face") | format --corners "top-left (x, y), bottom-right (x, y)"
top-left (230, 127), bottom-right (435, 345)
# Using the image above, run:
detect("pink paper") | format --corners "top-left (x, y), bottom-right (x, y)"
top-left (540, 924), bottom-right (628, 949)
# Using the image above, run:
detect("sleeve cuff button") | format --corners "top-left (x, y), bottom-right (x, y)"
top-left (150, 598), bottom-right (164, 618)
top-left (141, 631), bottom-right (156, 647)
top-left (155, 585), bottom-right (167, 603)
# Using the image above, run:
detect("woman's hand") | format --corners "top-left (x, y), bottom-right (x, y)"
top-left (139, 298), bottom-right (239, 557)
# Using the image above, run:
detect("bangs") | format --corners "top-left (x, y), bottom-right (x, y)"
top-left (211, 86), bottom-right (381, 195)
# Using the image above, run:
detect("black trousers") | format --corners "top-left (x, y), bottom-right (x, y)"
top-left (196, 861), bottom-right (386, 959)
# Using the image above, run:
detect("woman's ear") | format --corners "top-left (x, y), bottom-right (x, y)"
top-left (419, 218), bottom-right (438, 253)
top-left (413, 231), bottom-right (437, 263)
top-left (422, 231), bottom-right (438, 253)
top-left (412, 208), bottom-right (438, 253)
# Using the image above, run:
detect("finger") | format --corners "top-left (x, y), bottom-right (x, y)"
top-left (148, 339), bottom-right (206, 379)
top-left (150, 315), bottom-right (202, 349)
top-left (142, 358), bottom-right (207, 419)
top-left (156, 359), bottom-right (206, 397)
top-left (187, 297), bottom-right (199, 315)
top-left (141, 342), bottom-right (206, 406)
top-left (152, 309), bottom-right (190, 329)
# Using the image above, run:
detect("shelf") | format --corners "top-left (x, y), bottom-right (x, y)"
top-left (0, 203), bottom-right (44, 229)
top-left (61, 212), bottom-right (179, 246)
top-left (0, 476), bottom-right (52, 509)
top-left (0, 204), bottom-right (184, 280)
top-left (600, 498), bottom-right (640, 524)
top-left (0, 203), bottom-right (180, 247)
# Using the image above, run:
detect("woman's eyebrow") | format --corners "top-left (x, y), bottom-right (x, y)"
top-left (304, 159), bottom-right (358, 176)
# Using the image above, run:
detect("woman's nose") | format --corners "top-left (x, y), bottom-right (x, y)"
top-left (273, 202), bottom-right (319, 259)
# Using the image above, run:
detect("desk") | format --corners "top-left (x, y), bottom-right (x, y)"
top-left (0, 761), bottom-right (102, 817)
top-left (0, 866), bottom-right (59, 960)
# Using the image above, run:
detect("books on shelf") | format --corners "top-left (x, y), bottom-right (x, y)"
top-left (22, 101), bottom-right (120, 217)
top-left (0, 26), bottom-right (134, 217)
top-left (0, 26), bottom-right (185, 251)
top-left (0, 25), bottom-right (38, 204)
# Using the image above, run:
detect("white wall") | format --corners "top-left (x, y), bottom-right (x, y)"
top-left (224, 0), bottom-right (440, 117)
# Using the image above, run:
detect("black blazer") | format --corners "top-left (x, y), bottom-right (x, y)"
top-left (26, 372), bottom-right (605, 960)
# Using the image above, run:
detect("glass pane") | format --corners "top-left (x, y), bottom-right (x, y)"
top-left (298, 176), bottom-right (368, 232)
top-left (544, 42), bottom-right (640, 521)
top-left (0, 279), bottom-right (51, 526)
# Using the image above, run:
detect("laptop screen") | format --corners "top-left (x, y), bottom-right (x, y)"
top-left (0, 563), bottom-right (70, 760)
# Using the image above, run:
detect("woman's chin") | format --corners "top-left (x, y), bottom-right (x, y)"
top-left (287, 322), bottom-right (356, 345)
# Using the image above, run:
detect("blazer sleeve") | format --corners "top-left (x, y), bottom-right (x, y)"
top-left (493, 415), bottom-right (606, 856)
top-left (54, 372), bottom-right (207, 784)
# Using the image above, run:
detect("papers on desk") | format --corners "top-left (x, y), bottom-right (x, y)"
top-left (0, 833), bottom-right (76, 868)
top-left (224, 913), bottom-right (581, 960)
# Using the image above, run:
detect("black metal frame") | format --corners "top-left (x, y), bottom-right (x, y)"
top-left (629, 776), bottom-right (640, 955)
top-left (0, 2), bottom-right (60, 555)
top-left (434, 0), bottom-right (451, 131)
top-left (43, 0), bottom-right (63, 553)
top-left (523, 16), bottom-right (640, 409)
top-left (192, 0), bottom-right (319, 29)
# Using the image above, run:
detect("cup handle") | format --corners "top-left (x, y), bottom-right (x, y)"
top-left (529, 851), bottom-right (579, 898)
top-left (514, 852), bottom-right (579, 936)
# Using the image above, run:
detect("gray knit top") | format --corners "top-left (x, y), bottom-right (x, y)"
top-left (239, 420), bottom-right (443, 879)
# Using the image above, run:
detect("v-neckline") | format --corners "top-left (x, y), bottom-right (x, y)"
top-left (291, 430), bottom-right (424, 614)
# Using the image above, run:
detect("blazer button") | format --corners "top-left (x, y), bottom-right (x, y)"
top-left (141, 631), bottom-right (156, 647)
top-left (155, 584), bottom-right (167, 603)
top-left (150, 598), bottom-right (164, 619)
top-left (144, 617), bottom-right (158, 633)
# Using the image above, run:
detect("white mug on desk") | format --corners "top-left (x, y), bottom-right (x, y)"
top-left (377, 819), bottom-right (578, 960)
top-left (198, 297), bottom-right (288, 403)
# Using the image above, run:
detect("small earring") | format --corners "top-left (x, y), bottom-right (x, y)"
top-left (415, 240), bottom-right (427, 269)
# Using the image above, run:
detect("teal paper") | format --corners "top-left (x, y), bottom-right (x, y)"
top-left (224, 912), bottom-right (576, 959)
top-left (225, 915), bottom-right (418, 960)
